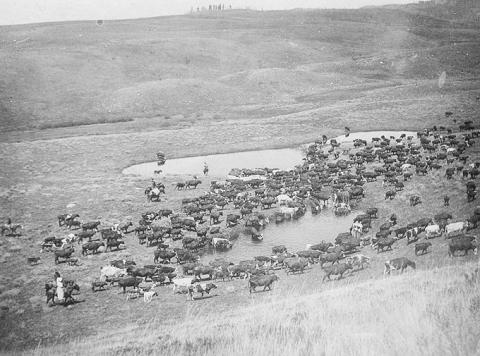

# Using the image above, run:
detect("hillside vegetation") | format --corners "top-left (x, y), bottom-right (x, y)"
top-left (0, 8), bottom-right (479, 135)
top-left (30, 262), bottom-right (480, 356)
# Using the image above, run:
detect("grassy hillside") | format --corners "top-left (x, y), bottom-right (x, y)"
top-left (0, 8), bottom-right (479, 134)
top-left (28, 262), bottom-right (480, 356)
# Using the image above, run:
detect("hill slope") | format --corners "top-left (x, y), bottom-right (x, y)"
top-left (1, 8), bottom-right (479, 133)
top-left (29, 262), bottom-right (480, 356)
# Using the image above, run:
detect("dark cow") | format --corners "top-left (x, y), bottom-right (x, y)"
top-left (322, 263), bottom-right (353, 281)
top-left (249, 274), bottom-right (279, 293)
top-left (448, 238), bottom-right (478, 257)
top-left (82, 221), bottom-right (101, 231)
top-left (376, 237), bottom-right (396, 253)
top-left (126, 266), bottom-right (155, 280)
top-left (154, 250), bottom-right (176, 264)
top-left (106, 239), bottom-right (124, 252)
top-left (193, 266), bottom-right (215, 280)
top-left (82, 241), bottom-right (104, 256)
top-left (285, 258), bottom-right (309, 275)
top-left (272, 245), bottom-right (287, 254)
top-left (415, 242), bottom-right (432, 255)
top-left (385, 190), bottom-right (396, 200)
top-left (118, 276), bottom-right (143, 293)
top-left (54, 247), bottom-right (75, 264)
top-left (91, 281), bottom-right (108, 292)
top-left (319, 251), bottom-right (343, 266)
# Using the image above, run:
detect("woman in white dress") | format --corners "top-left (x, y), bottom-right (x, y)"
top-left (54, 271), bottom-right (64, 303)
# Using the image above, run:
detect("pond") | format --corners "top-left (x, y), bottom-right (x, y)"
top-left (200, 207), bottom-right (360, 264)
top-left (122, 131), bottom-right (417, 179)
top-left (124, 130), bottom-right (416, 262)
top-left (122, 147), bottom-right (304, 178)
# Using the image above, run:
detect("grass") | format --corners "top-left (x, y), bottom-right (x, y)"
top-left (27, 262), bottom-right (480, 356)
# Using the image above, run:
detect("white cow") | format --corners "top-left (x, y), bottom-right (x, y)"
top-left (277, 194), bottom-right (293, 206)
top-left (279, 206), bottom-right (299, 219)
top-left (172, 277), bottom-right (195, 293)
top-left (100, 266), bottom-right (127, 281)
top-left (346, 254), bottom-right (370, 270)
top-left (425, 224), bottom-right (441, 239)
top-left (445, 221), bottom-right (469, 238)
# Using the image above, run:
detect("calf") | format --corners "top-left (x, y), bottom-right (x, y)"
top-left (91, 281), bottom-right (108, 292)
top-left (415, 242), bottom-right (432, 255)
top-left (189, 283), bottom-right (217, 300)
top-left (384, 257), bottom-right (416, 275)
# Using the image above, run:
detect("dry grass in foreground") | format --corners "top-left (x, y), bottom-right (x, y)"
top-left (29, 262), bottom-right (480, 356)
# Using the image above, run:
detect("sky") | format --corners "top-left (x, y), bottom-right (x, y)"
top-left (0, 0), bottom-right (419, 26)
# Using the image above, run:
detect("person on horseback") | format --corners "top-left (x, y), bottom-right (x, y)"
top-left (203, 162), bottom-right (209, 176)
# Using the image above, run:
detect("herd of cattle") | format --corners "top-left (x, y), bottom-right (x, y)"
top-left (35, 122), bottom-right (480, 305)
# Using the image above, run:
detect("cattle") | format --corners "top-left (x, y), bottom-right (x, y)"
top-left (376, 237), bottom-right (396, 253)
top-left (212, 237), bottom-right (232, 249)
top-left (54, 247), bottom-right (75, 264)
top-left (82, 221), bottom-right (101, 231)
top-left (91, 281), bottom-right (108, 292)
top-left (425, 225), bottom-right (441, 239)
top-left (448, 238), bottom-right (478, 257)
top-left (307, 242), bottom-right (332, 252)
top-left (366, 208), bottom-right (378, 219)
top-left (319, 251), bottom-right (343, 266)
top-left (193, 266), bottom-right (215, 281)
top-left (394, 227), bottom-right (407, 239)
top-left (106, 239), bottom-right (125, 252)
top-left (249, 274), bottom-right (279, 293)
top-left (228, 264), bottom-right (252, 279)
top-left (154, 249), bottom-right (176, 264)
top-left (172, 277), bottom-right (196, 294)
top-left (118, 277), bottom-right (143, 293)
top-left (406, 227), bottom-right (420, 245)
top-left (189, 283), bottom-right (217, 300)
top-left (27, 257), bottom-right (41, 265)
top-left (82, 241), bottom-right (104, 256)
top-left (445, 221), bottom-right (469, 238)
top-left (296, 250), bottom-right (321, 263)
top-left (126, 266), bottom-right (155, 280)
top-left (385, 190), bottom-right (396, 200)
top-left (345, 254), bottom-right (370, 270)
top-left (143, 289), bottom-right (158, 303)
top-left (272, 245), bottom-right (287, 254)
top-left (284, 258), bottom-right (309, 275)
top-left (415, 242), bottom-right (432, 255)
top-left (100, 265), bottom-right (127, 282)
top-left (322, 263), bottom-right (353, 281)
top-left (384, 257), bottom-right (416, 275)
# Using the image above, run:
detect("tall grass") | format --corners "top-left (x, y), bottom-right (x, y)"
top-left (29, 262), bottom-right (480, 356)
